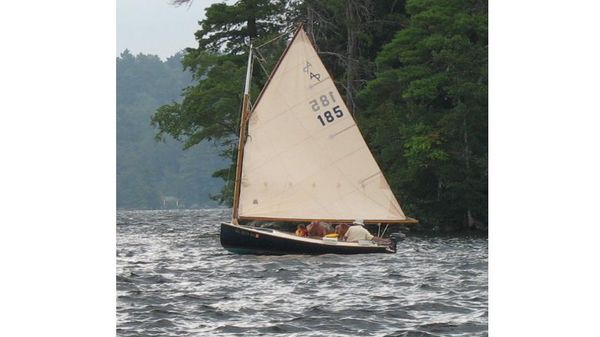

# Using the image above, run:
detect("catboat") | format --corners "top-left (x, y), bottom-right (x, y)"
top-left (220, 26), bottom-right (417, 255)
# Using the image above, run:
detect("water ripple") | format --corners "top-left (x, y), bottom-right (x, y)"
top-left (117, 209), bottom-right (488, 337)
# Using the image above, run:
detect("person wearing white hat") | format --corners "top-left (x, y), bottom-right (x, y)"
top-left (342, 219), bottom-right (374, 242)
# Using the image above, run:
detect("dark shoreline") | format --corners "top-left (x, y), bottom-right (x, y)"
top-left (116, 208), bottom-right (488, 236)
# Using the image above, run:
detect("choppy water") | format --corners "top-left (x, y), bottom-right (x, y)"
top-left (117, 209), bottom-right (487, 337)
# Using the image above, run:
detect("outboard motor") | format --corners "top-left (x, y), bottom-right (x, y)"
top-left (388, 232), bottom-right (407, 253)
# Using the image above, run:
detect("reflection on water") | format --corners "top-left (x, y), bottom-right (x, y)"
top-left (117, 209), bottom-right (488, 337)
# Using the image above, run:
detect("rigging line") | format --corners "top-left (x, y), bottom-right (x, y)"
top-left (253, 53), bottom-right (271, 78)
top-left (253, 47), bottom-right (267, 63)
top-left (254, 29), bottom-right (292, 50)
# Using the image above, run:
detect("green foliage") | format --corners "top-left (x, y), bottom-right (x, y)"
top-left (117, 50), bottom-right (226, 209)
top-left (151, 0), bottom-right (488, 230)
top-left (152, 0), bottom-right (290, 205)
top-left (358, 0), bottom-right (487, 230)
top-left (194, 0), bottom-right (288, 53)
top-left (293, 0), bottom-right (409, 110)
top-left (153, 55), bottom-right (245, 148)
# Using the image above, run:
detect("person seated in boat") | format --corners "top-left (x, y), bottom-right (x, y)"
top-left (306, 221), bottom-right (334, 237)
top-left (334, 223), bottom-right (350, 239)
top-left (341, 219), bottom-right (374, 242)
top-left (295, 224), bottom-right (308, 237)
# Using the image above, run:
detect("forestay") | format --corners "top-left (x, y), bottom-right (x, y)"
top-left (238, 28), bottom-right (408, 222)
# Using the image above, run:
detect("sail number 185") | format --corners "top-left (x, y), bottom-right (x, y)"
top-left (309, 92), bottom-right (344, 126)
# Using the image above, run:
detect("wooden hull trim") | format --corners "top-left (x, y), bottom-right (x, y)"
top-left (220, 222), bottom-right (398, 255)
top-left (238, 216), bottom-right (418, 224)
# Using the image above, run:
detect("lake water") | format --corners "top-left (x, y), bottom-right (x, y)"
top-left (117, 209), bottom-right (488, 337)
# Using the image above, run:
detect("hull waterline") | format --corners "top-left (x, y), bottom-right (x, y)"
top-left (220, 222), bottom-right (397, 255)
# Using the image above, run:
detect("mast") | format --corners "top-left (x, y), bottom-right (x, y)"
top-left (232, 44), bottom-right (253, 223)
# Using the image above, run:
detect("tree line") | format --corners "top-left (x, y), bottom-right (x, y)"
top-left (152, 0), bottom-right (487, 231)
top-left (117, 50), bottom-right (226, 209)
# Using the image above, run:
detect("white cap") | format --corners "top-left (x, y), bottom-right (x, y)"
top-left (352, 219), bottom-right (364, 226)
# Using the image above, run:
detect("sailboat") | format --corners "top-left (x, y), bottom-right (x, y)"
top-left (220, 26), bottom-right (417, 254)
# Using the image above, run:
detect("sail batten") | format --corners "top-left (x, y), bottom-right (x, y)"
top-left (238, 27), bottom-right (408, 222)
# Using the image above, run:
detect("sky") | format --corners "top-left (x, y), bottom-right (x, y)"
top-left (117, 0), bottom-right (233, 59)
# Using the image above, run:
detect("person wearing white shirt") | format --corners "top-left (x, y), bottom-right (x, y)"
top-left (343, 219), bottom-right (374, 242)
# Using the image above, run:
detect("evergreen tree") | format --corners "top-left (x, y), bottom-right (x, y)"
top-left (358, 0), bottom-right (487, 230)
top-left (292, 0), bottom-right (408, 113)
top-left (117, 51), bottom-right (226, 209)
top-left (151, 0), bottom-right (489, 231)
top-left (152, 0), bottom-right (290, 204)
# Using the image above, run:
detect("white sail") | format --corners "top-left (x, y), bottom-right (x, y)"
top-left (237, 28), bottom-right (407, 222)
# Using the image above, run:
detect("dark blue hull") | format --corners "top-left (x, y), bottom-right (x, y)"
top-left (220, 222), bottom-right (395, 255)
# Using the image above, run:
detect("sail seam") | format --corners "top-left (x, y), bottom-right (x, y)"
top-left (329, 124), bottom-right (355, 139)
